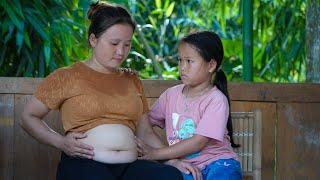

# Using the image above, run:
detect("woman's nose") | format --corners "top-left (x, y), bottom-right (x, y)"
top-left (116, 46), bottom-right (124, 55)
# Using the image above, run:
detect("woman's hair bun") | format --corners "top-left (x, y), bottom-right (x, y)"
top-left (87, 1), bottom-right (103, 20)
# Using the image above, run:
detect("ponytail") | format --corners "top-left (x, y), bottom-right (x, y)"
top-left (214, 70), bottom-right (240, 148)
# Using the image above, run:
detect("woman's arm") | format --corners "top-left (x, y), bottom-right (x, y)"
top-left (20, 96), bottom-right (94, 158)
top-left (136, 114), bottom-right (166, 148)
top-left (137, 134), bottom-right (210, 160)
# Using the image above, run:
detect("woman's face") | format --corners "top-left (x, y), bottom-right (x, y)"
top-left (89, 23), bottom-right (133, 70)
top-left (178, 43), bottom-right (216, 86)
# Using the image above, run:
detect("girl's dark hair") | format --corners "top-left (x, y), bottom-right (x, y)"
top-left (180, 31), bottom-right (240, 148)
top-left (87, 1), bottom-right (136, 41)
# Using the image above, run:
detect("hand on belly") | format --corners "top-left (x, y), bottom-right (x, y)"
top-left (79, 124), bottom-right (137, 164)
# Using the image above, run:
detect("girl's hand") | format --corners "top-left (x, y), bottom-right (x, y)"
top-left (135, 137), bottom-right (157, 160)
top-left (166, 159), bottom-right (202, 180)
top-left (59, 132), bottom-right (94, 159)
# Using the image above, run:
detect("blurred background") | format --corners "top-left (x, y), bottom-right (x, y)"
top-left (0, 0), bottom-right (318, 83)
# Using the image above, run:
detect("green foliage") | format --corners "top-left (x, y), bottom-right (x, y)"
top-left (0, 0), bottom-right (306, 82)
top-left (0, 0), bottom-right (92, 77)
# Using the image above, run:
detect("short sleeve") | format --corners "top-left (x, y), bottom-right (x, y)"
top-left (195, 96), bottom-right (229, 142)
top-left (34, 69), bottom-right (71, 110)
top-left (148, 90), bottom-right (169, 129)
top-left (132, 74), bottom-right (149, 113)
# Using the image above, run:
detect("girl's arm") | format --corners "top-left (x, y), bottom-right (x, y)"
top-left (136, 114), bottom-right (166, 148)
top-left (21, 96), bottom-right (94, 158)
top-left (137, 134), bottom-right (210, 160)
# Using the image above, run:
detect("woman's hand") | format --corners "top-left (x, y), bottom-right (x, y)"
top-left (135, 137), bottom-right (158, 160)
top-left (59, 132), bottom-right (94, 159)
top-left (166, 159), bottom-right (202, 180)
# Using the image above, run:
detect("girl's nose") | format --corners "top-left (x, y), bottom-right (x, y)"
top-left (180, 61), bottom-right (187, 71)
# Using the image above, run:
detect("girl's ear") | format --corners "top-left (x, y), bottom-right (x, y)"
top-left (89, 33), bottom-right (97, 48)
top-left (208, 59), bottom-right (217, 73)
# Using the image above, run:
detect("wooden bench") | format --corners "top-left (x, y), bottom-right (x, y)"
top-left (0, 78), bottom-right (262, 180)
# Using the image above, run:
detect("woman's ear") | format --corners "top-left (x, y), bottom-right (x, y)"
top-left (89, 33), bottom-right (97, 48)
top-left (208, 59), bottom-right (217, 73)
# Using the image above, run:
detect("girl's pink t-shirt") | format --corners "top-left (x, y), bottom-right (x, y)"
top-left (149, 84), bottom-right (239, 169)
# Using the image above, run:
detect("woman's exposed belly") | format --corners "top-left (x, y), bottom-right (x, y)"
top-left (79, 124), bottom-right (137, 164)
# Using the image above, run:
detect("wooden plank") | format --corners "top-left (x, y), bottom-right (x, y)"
top-left (14, 95), bottom-right (63, 180)
top-left (228, 83), bottom-right (320, 102)
top-left (0, 94), bottom-right (14, 179)
top-left (231, 101), bottom-right (276, 180)
top-left (1, 77), bottom-right (320, 102)
top-left (277, 103), bottom-right (320, 179)
top-left (0, 77), bottom-right (42, 94)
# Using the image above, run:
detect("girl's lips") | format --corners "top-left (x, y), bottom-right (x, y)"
top-left (180, 74), bottom-right (188, 79)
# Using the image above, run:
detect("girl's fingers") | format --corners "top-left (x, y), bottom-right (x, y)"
top-left (135, 137), bottom-right (145, 146)
top-left (136, 146), bottom-right (145, 154)
top-left (183, 163), bottom-right (201, 180)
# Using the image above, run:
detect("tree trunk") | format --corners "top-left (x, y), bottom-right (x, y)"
top-left (306, 0), bottom-right (320, 83)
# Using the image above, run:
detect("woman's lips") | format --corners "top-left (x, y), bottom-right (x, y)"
top-left (113, 58), bottom-right (123, 62)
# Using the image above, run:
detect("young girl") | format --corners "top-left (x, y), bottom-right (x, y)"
top-left (136, 31), bottom-right (242, 180)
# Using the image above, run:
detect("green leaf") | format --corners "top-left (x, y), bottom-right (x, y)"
top-left (23, 31), bottom-right (32, 49)
top-left (3, 1), bottom-right (23, 31)
top-left (25, 13), bottom-right (49, 41)
top-left (16, 31), bottom-right (24, 53)
top-left (43, 41), bottom-right (51, 65)
top-left (165, 2), bottom-right (175, 17)
top-left (155, 0), bottom-right (162, 9)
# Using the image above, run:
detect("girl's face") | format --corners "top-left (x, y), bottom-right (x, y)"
top-left (89, 23), bottom-right (133, 70)
top-left (178, 43), bottom-right (216, 87)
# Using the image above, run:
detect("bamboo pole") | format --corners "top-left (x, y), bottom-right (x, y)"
top-left (242, 0), bottom-right (253, 81)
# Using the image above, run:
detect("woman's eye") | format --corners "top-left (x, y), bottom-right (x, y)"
top-left (187, 59), bottom-right (192, 63)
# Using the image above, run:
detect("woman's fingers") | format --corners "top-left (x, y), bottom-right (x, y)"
top-left (74, 152), bottom-right (93, 159)
top-left (70, 132), bottom-right (87, 139)
top-left (76, 141), bottom-right (94, 151)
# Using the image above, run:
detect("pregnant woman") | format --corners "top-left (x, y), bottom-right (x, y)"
top-left (20, 2), bottom-right (182, 180)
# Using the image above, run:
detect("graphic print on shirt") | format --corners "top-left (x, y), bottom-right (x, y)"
top-left (169, 113), bottom-right (201, 159)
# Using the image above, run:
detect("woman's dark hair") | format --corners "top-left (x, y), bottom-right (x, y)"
top-left (87, 1), bottom-right (136, 41)
top-left (180, 31), bottom-right (240, 148)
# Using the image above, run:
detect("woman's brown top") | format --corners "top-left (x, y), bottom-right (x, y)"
top-left (34, 62), bottom-right (148, 132)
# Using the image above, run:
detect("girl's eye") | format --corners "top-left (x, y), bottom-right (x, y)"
top-left (187, 59), bottom-right (193, 63)
top-left (124, 44), bottom-right (131, 47)
top-left (111, 43), bottom-right (118, 46)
